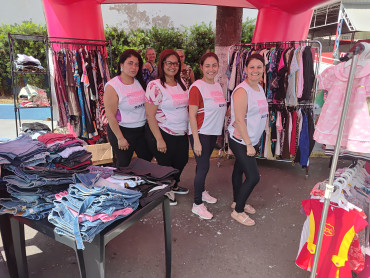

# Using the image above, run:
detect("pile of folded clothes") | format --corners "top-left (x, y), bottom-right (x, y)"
top-left (0, 134), bottom-right (48, 167)
top-left (38, 133), bottom-right (92, 170)
top-left (49, 172), bottom-right (142, 249)
top-left (15, 54), bottom-right (45, 72)
top-left (0, 133), bottom-right (92, 220)
top-left (0, 165), bottom-right (73, 220)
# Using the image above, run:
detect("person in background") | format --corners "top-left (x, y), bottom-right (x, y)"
top-left (145, 49), bottom-right (190, 206)
top-left (142, 47), bottom-right (158, 84)
top-left (188, 52), bottom-right (226, 220)
top-left (228, 54), bottom-right (268, 226)
top-left (176, 49), bottom-right (195, 89)
top-left (104, 49), bottom-right (152, 167)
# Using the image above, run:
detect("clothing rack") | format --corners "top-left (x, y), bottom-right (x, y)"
top-left (227, 40), bottom-right (322, 103)
top-left (309, 42), bottom-right (366, 278)
top-left (220, 40), bottom-right (323, 178)
top-left (47, 36), bottom-right (112, 142)
top-left (48, 37), bottom-right (112, 75)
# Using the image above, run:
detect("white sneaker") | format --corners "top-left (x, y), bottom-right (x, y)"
top-left (202, 191), bottom-right (217, 204)
top-left (192, 203), bottom-right (213, 220)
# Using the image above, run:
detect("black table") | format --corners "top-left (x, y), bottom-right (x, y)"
top-left (4, 196), bottom-right (171, 278)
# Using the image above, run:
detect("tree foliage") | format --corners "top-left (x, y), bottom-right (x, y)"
top-left (0, 21), bottom-right (47, 96)
top-left (0, 20), bottom-right (255, 96)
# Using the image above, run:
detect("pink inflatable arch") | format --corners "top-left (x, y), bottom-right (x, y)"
top-left (42, 0), bottom-right (333, 42)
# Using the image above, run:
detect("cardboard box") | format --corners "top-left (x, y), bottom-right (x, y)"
top-left (86, 143), bottom-right (113, 165)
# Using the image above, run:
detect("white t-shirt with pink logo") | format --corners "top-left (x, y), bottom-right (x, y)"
top-left (188, 80), bottom-right (227, 135)
top-left (105, 76), bottom-right (146, 128)
top-left (145, 79), bottom-right (188, 135)
top-left (228, 82), bottom-right (268, 146)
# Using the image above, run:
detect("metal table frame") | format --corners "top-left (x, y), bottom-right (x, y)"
top-left (3, 196), bottom-right (171, 278)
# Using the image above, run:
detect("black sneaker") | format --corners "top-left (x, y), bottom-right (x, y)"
top-left (169, 199), bottom-right (177, 206)
top-left (172, 186), bottom-right (189, 195)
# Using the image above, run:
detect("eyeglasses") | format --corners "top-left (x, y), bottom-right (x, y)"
top-left (164, 61), bottom-right (179, 67)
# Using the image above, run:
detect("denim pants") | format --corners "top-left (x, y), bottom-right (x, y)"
top-left (49, 183), bottom-right (141, 249)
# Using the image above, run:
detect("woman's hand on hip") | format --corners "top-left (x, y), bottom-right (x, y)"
top-left (118, 138), bottom-right (129, 151)
top-left (246, 145), bottom-right (256, 156)
top-left (193, 141), bottom-right (202, 157)
top-left (157, 139), bottom-right (167, 154)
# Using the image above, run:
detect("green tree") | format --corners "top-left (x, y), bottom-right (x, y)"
top-left (183, 22), bottom-right (215, 79)
top-left (104, 26), bottom-right (130, 73)
top-left (241, 17), bottom-right (256, 44)
top-left (0, 21), bottom-right (47, 96)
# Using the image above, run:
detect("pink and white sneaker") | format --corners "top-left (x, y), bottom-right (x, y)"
top-left (192, 203), bottom-right (213, 220)
top-left (202, 191), bottom-right (217, 204)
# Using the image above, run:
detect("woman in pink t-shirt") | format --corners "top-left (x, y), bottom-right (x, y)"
top-left (104, 49), bottom-right (152, 167)
top-left (188, 52), bottom-right (226, 220)
top-left (145, 49), bottom-right (189, 205)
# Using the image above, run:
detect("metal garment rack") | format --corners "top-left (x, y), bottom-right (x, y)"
top-left (223, 40), bottom-right (323, 178)
top-left (48, 36), bottom-right (112, 75)
top-left (8, 33), bottom-right (54, 136)
top-left (309, 42), bottom-right (366, 278)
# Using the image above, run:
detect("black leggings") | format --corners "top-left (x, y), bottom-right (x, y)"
top-left (189, 134), bottom-right (217, 205)
top-left (228, 137), bottom-right (260, 213)
top-left (145, 125), bottom-right (189, 186)
top-left (107, 124), bottom-right (153, 168)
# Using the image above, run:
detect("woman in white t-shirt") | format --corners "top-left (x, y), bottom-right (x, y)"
top-left (188, 52), bottom-right (226, 220)
top-left (104, 49), bottom-right (152, 167)
top-left (145, 49), bottom-right (189, 205)
top-left (228, 54), bottom-right (268, 226)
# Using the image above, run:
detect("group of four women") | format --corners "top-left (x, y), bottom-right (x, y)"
top-left (103, 48), bottom-right (268, 226)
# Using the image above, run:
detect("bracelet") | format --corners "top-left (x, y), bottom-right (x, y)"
top-left (247, 143), bottom-right (252, 146)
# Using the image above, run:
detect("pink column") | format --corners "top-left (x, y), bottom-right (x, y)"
top-left (42, 0), bottom-right (105, 40)
top-left (252, 7), bottom-right (314, 43)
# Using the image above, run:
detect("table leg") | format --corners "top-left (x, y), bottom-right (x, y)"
top-left (9, 218), bottom-right (28, 278)
top-left (162, 198), bottom-right (171, 278)
top-left (75, 234), bottom-right (105, 278)
top-left (0, 215), bottom-right (19, 278)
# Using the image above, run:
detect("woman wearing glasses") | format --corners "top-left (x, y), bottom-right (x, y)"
top-left (104, 49), bottom-right (152, 167)
top-left (145, 49), bottom-right (189, 205)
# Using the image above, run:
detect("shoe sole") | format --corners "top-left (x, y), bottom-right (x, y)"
top-left (169, 201), bottom-right (178, 206)
top-left (202, 198), bottom-right (217, 204)
top-left (172, 190), bottom-right (189, 195)
top-left (192, 209), bottom-right (213, 220)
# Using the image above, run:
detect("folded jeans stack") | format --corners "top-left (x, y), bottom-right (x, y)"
top-left (0, 166), bottom-right (72, 220)
top-left (48, 182), bottom-right (141, 249)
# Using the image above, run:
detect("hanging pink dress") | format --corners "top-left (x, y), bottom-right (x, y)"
top-left (313, 56), bottom-right (370, 153)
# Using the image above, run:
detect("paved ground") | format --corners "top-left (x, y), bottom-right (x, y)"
top-left (0, 155), bottom-right (345, 278)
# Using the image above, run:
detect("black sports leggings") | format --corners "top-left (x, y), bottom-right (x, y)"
top-left (189, 134), bottom-right (217, 205)
top-left (107, 124), bottom-right (153, 167)
top-left (145, 125), bottom-right (189, 186)
top-left (228, 137), bottom-right (260, 213)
